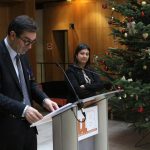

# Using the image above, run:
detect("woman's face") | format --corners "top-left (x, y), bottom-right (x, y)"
top-left (76, 48), bottom-right (89, 67)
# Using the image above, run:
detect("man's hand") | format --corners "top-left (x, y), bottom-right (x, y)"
top-left (25, 106), bottom-right (43, 124)
top-left (43, 98), bottom-right (59, 112)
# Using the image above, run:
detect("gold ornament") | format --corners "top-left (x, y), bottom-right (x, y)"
top-left (143, 65), bottom-right (147, 70)
top-left (142, 32), bottom-right (148, 39)
top-left (124, 33), bottom-right (128, 37)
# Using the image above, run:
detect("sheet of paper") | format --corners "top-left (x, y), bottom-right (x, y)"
top-left (31, 103), bottom-right (73, 127)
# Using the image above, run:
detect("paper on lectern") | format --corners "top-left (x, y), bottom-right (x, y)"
top-left (30, 103), bottom-right (73, 127)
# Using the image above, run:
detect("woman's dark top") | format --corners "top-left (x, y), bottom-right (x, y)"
top-left (65, 64), bottom-right (105, 103)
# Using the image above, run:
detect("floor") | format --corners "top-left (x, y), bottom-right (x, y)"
top-left (37, 119), bottom-right (150, 150)
top-left (108, 120), bottom-right (150, 150)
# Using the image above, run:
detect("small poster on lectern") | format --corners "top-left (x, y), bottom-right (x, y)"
top-left (77, 106), bottom-right (98, 141)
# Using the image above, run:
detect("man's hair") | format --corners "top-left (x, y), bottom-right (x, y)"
top-left (8, 15), bottom-right (38, 37)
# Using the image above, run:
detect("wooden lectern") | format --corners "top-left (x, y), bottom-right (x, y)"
top-left (32, 90), bottom-right (122, 150)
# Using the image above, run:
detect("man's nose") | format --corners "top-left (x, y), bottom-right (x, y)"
top-left (28, 44), bottom-right (32, 49)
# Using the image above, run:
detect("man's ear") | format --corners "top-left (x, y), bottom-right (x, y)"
top-left (9, 31), bottom-right (16, 40)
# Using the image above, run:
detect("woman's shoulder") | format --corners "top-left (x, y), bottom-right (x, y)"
top-left (85, 65), bottom-right (96, 72)
top-left (66, 64), bottom-right (81, 72)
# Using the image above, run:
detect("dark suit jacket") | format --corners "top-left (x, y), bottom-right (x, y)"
top-left (0, 40), bottom-right (48, 117)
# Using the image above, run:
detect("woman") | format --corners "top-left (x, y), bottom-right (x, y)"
top-left (66, 43), bottom-right (112, 103)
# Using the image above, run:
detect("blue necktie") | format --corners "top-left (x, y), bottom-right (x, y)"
top-left (16, 55), bottom-right (31, 106)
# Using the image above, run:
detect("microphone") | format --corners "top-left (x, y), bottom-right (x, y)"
top-left (73, 64), bottom-right (110, 78)
top-left (55, 63), bottom-right (80, 101)
top-left (73, 64), bottom-right (114, 80)
top-left (72, 64), bottom-right (123, 96)
top-left (55, 63), bottom-right (86, 119)
top-left (72, 64), bottom-right (115, 89)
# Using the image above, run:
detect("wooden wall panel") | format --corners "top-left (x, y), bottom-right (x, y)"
top-left (0, 5), bottom-right (9, 39)
top-left (43, 2), bottom-right (74, 81)
top-left (0, 1), bottom-right (36, 77)
top-left (9, 0), bottom-right (37, 76)
top-left (43, 0), bottom-right (115, 81)
top-left (23, 0), bottom-right (36, 76)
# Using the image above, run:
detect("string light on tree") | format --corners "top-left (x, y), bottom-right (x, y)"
top-left (142, 32), bottom-right (149, 39)
top-left (121, 28), bottom-right (126, 34)
top-left (123, 93), bottom-right (127, 98)
top-left (135, 95), bottom-right (138, 101)
top-left (145, 118), bottom-right (149, 122)
top-left (142, 1), bottom-right (147, 5)
top-left (124, 32), bottom-right (128, 37)
top-left (112, 7), bottom-right (115, 11)
top-left (143, 65), bottom-right (147, 70)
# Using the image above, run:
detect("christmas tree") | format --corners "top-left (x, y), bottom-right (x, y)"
top-left (94, 0), bottom-right (150, 132)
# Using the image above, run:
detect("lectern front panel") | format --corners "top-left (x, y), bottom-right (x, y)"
top-left (52, 107), bottom-right (78, 150)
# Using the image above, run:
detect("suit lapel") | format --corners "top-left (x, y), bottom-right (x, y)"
top-left (4, 51), bottom-right (22, 92)
top-left (2, 40), bottom-right (30, 94)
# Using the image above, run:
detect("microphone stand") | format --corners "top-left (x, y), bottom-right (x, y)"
top-left (55, 63), bottom-right (86, 122)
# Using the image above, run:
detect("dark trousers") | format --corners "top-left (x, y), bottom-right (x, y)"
top-left (0, 117), bottom-right (37, 150)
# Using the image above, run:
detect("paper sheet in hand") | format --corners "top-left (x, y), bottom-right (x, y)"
top-left (31, 103), bottom-right (73, 127)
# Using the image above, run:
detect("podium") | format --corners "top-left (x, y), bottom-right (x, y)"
top-left (32, 90), bottom-right (122, 150)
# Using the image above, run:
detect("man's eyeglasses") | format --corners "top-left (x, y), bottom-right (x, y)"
top-left (18, 37), bottom-right (36, 46)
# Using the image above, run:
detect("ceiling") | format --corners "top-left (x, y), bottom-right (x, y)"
top-left (36, 0), bottom-right (64, 2)
top-left (0, 0), bottom-right (64, 3)
top-left (0, 0), bottom-right (65, 8)
top-left (35, 0), bottom-right (64, 3)
top-left (36, 0), bottom-right (66, 9)
top-left (0, 0), bottom-right (23, 2)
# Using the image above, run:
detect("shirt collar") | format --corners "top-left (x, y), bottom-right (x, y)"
top-left (4, 37), bottom-right (17, 60)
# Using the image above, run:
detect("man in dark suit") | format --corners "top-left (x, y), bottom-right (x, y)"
top-left (0, 15), bottom-right (59, 150)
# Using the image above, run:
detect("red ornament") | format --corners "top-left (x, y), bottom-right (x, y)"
top-left (108, 20), bottom-right (112, 25)
top-left (100, 60), bottom-right (105, 65)
top-left (141, 11), bottom-right (145, 17)
top-left (102, 3), bottom-right (107, 9)
top-left (137, 106), bottom-right (144, 113)
top-left (121, 28), bottom-right (126, 33)
top-left (105, 51), bottom-right (110, 55)
top-left (137, 0), bottom-right (142, 4)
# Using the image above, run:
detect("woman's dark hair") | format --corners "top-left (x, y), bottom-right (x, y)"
top-left (74, 43), bottom-right (91, 66)
top-left (7, 15), bottom-right (38, 37)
